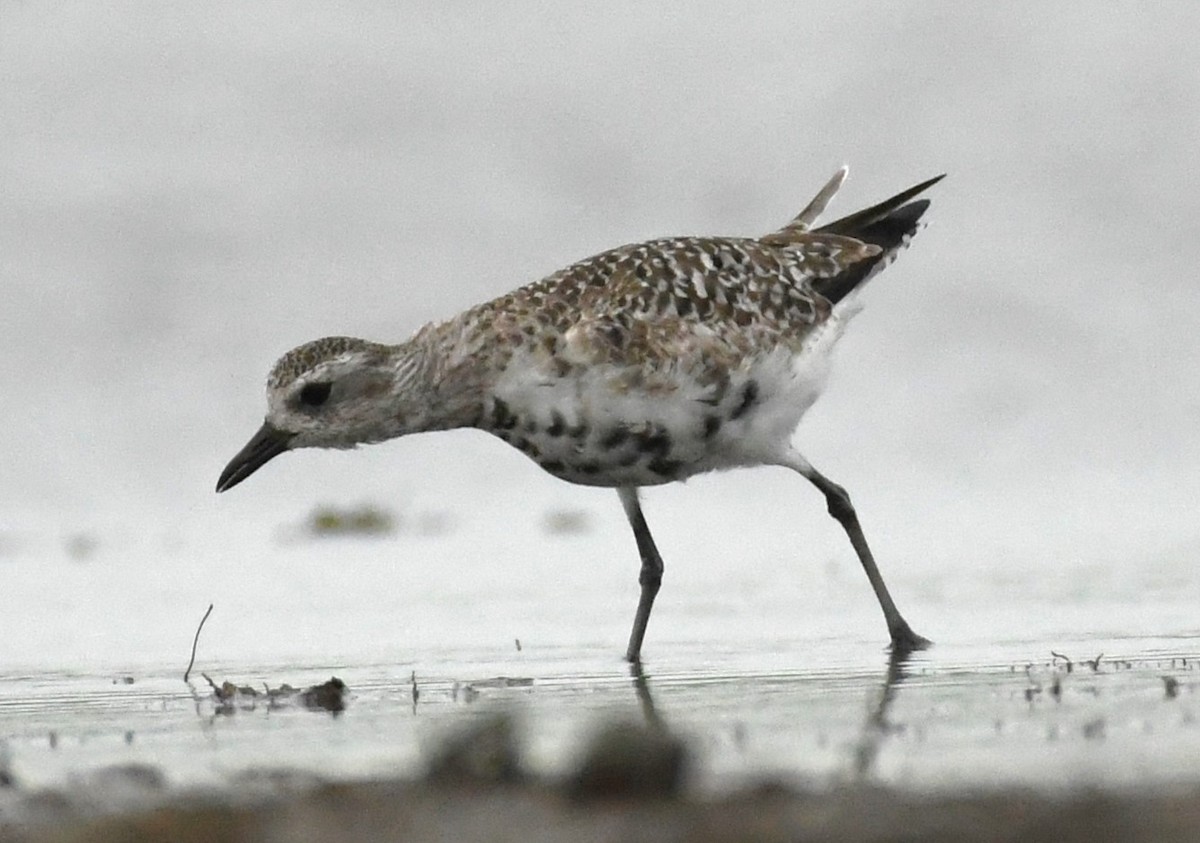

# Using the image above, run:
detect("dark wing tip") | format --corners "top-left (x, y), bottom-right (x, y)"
top-left (810, 175), bottom-right (944, 305)
top-left (816, 173), bottom-right (945, 236)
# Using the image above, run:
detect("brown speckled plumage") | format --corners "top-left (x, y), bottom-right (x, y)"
top-left (268, 336), bottom-right (389, 390)
top-left (427, 234), bottom-right (860, 389)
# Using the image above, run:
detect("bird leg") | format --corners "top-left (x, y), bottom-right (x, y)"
top-left (781, 451), bottom-right (931, 653)
top-left (618, 487), bottom-right (664, 664)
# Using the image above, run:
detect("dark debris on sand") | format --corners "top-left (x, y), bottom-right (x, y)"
top-left (198, 675), bottom-right (348, 715)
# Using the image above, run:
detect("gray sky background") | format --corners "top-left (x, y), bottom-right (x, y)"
top-left (3, 2), bottom-right (1199, 586)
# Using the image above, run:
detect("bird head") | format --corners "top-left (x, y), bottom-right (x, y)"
top-left (216, 336), bottom-right (419, 492)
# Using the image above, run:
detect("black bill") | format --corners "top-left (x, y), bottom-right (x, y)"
top-left (216, 421), bottom-right (294, 493)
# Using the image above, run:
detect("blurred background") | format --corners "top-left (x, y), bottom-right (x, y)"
top-left (2, 2), bottom-right (1199, 671)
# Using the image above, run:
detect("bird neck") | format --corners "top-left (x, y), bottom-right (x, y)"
top-left (390, 317), bottom-right (491, 433)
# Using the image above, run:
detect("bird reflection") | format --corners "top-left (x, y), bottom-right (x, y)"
top-left (629, 659), bottom-right (664, 730)
top-left (851, 644), bottom-right (922, 780)
top-left (628, 643), bottom-right (923, 780)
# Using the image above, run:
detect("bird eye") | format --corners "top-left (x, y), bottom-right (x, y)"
top-left (298, 382), bottom-right (332, 407)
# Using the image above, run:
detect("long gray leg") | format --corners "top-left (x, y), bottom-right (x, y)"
top-left (618, 486), bottom-right (664, 663)
top-left (778, 450), bottom-right (930, 651)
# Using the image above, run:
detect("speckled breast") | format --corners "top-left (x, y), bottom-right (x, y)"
top-left (479, 380), bottom-right (760, 488)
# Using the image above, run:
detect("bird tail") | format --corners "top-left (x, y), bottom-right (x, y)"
top-left (808, 171), bottom-right (945, 305)
top-left (764, 168), bottom-right (944, 305)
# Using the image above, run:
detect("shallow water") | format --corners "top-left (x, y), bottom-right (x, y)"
top-left (3, 512), bottom-right (1200, 802)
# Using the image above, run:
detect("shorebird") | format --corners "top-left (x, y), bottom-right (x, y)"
top-left (217, 166), bottom-right (943, 662)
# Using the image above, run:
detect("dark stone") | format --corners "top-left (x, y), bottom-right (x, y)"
top-left (426, 713), bottom-right (523, 786)
top-left (301, 677), bottom-right (348, 713)
top-left (567, 720), bottom-right (688, 801)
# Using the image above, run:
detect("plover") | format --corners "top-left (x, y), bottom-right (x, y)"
top-left (217, 166), bottom-right (943, 662)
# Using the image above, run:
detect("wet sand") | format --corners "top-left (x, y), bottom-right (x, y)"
top-left (4, 645), bottom-right (1200, 839)
top-left (4, 512), bottom-right (1200, 842)
top-left (9, 771), bottom-right (1200, 843)
top-left (5, 653), bottom-right (1200, 842)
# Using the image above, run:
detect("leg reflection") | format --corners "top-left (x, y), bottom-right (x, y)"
top-left (852, 646), bottom-right (920, 780)
top-left (629, 660), bottom-right (665, 730)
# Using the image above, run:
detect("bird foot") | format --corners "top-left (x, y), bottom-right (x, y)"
top-left (889, 623), bottom-right (933, 656)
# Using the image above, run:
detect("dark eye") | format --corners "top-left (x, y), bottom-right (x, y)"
top-left (298, 382), bottom-right (332, 407)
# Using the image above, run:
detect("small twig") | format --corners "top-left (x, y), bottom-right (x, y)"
top-left (199, 672), bottom-right (230, 701)
top-left (184, 603), bottom-right (214, 683)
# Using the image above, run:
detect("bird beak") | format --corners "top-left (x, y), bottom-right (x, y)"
top-left (216, 421), bottom-right (294, 493)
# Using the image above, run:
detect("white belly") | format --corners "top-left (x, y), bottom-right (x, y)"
top-left (484, 314), bottom-right (848, 487)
